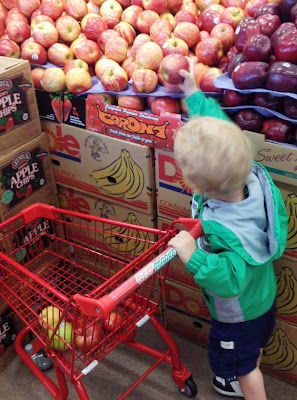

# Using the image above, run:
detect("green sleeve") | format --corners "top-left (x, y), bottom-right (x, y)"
top-left (185, 250), bottom-right (247, 297)
top-left (185, 91), bottom-right (232, 122)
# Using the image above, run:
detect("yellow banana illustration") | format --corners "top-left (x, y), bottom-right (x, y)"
top-left (90, 149), bottom-right (144, 199)
top-left (276, 267), bottom-right (297, 314)
top-left (103, 213), bottom-right (149, 256)
top-left (262, 329), bottom-right (297, 371)
top-left (285, 193), bottom-right (297, 250)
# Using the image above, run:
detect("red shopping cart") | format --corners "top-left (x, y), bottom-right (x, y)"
top-left (0, 203), bottom-right (203, 400)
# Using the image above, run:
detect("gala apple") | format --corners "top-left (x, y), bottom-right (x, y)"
top-left (100, 65), bottom-right (129, 92)
top-left (131, 68), bottom-right (158, 93)
top-left (65, 67), bottom-right (92, 94)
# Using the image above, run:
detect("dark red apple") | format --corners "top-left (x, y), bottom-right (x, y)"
top-left (274, 30), bottom-right (297, 63)
top-left (228, 52), bottom-right (244, 74)
top-left (232, 61), bottom-right (269, 89)
top-left (270, 22), bottom-right (297, 47)
top-left (242, 34), bottom-right (272, 62)
top-left (222, 89), bottom-right (250, 106)
top-left (227, 45), bottom-right (239, 61)
top-left (234, 108), bottom-right (264, 132)
top-left (235, 18), bottom-right (261, 51)
top-left (283, 96), bottom-right (297, 119)
top-left (291, 3), bottom-right (297, 22)
top-left (253, 92), bottom-right (283, 111)
top-left (150, 96), bottom-right (181, 115)
top-left (159, 53), bottom-right (190, 85)
top-left (256, 14), bottom-right (281, 37)
top-left (280, 0), bottom-right (297, 22)
top-left (254, 3), bottom-right (280, 17)
top-left (267, 61), bottom-right (297, 93)
top-left (261, 118), bottom-right (293, 143)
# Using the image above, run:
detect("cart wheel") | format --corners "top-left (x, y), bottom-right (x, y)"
top-left (180, 376), bottom-right (198, 398)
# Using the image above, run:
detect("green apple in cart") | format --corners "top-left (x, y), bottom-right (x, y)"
top-left (48, 321), bottom-right (73, 351)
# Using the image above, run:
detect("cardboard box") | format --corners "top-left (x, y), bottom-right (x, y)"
top-left (261, 320), bottom-right (297, 384)
top-left (86, 95), bottom-right (182, 150)
top-left (155, 148), bottom-right (192, 219)
top-left (0, 57), bottom-right (41, 154)
top-left (42, 121), bottom-right (155, 215)
top-left (0, 132), bottom-right (57, 221)
top-left (164, 281), bottom-right (211, 347)
top-left (244, 130), bottom-right (297, 186)
top-left (158, 217), bottom-right (198, 290)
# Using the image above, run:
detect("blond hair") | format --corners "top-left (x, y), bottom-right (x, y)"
top-left (174, 117), bottom-right (252, 194)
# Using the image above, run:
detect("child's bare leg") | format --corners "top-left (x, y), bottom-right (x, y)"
top-left (237, 350), bottom-right (266, 400)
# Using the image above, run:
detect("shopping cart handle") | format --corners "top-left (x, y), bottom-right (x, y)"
top-left (74, 294), bottom-right (115, 319)
top-left (178, 218), bottom-right (203, 239)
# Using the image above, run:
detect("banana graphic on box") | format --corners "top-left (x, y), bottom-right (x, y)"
top-left (262, 328), bottom-right (297, 371)
top-left (276, 266), bottom-right (297, 315)
top-left (90, 149), bottom-right (144, 199)
top-left (103, 213), bottom-right (150, 256)
top-left (285, 193), bottom-right (297, 251)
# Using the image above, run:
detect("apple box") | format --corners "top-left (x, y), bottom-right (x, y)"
top-left (164, 281), bottom-right (211, 347)
top-left (0, 132), bottom-right (57, 222)
top-left (244, 130), bottom-right (297, 186)
top-left (261, 320), bottom-right (297, 384)
top-left (42, 121), bottom-right (155, 215)
top-left (86, 95), bottom-right (182, 150)
top-left (0, 57), bottom-right (41, 155)
top-left (158, 217), bottom-right (198, 290)
top-left (155, 148), bottom-right (193, 219)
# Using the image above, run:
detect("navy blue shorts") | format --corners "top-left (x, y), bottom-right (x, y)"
top-left (208, 301), bottom-right (276, 378)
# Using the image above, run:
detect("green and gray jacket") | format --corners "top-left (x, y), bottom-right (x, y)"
top-left (184, 91), bottom-right (288, 323)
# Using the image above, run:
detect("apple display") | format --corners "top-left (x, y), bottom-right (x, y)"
top-left (234, 109), bottom-right (265, 132)
top-left (159, 53), bottom-right (190, 85)
top-left (65, 67), bottom-right (92, 94)
top-left (84, 15), bottom-right (108, 42)
top-left (266, 61), bottom-right (297, 93)
top-left (114, 21), bottom-right (136, 45)
top-left (130, 33), bottom-right (151, 58)
top-left (162, 37), bottom-right (189, 56)
top-left (40, 0), bottom-right (65, 21)
top-left (39, 306), bottom-right (62, 329)
top-left (0, 38), bottom-right (20, 58)
top-left (136, 9), bottom-right (160, 34)
top-left (101, 65), bottom-right (129, 92)
top-left (220, 6), bottom-right (246, 29)
top-left (21, 40), bottom-right (47, 65)
top-left (150, 19), bottom-right (173, 43)
top-left (104, 36), bottom-right (128, 63)
top-left (117, 94), bottom-right (146, 111)
top-left (199, 67), bottom-right (223, 92)
top-left (64, 59), bottom-right (89, 74)
top-left (150, 96), bottom-right (180, 115)
top-left (195, 37), bottom-right (223, 66)
top-left (242, 34), bottom-right (272, 62)
top-left (95, 58), bottom-right (120, 79)
top-left (121, 5), bottom-right (143, 28)
top-left (210, 23), bottom-right (235, 54)
top-left (31, 67), bottom-right (44, 89)
top-left (16, 0), bottom-right (40, 18)
top-left (74, 39), bottom-right (101, 64)
top-left (197, 10), bottom-right (221, 33)
top-left (222, 89), bottom-right (250, 106)
top-left (32, 21), bottom-right (59, 48)
top-left (244, 0), bottom-right (269, 18)
top-left (232, 61), bottom-right (269, 89)
top-left (64, 0), bottom-right (88, 20)
top-left (174, 22), bottom-right (200, 48)
top-left (41, 67), bottom-right (66, 92)
top-left (131, 68), bottom-right (158, 93)
top-left (48, 43), bottom-right (74, 67)
top-left (6, 20), bottom-right (30, 44)
top-left (234, 18), bottom-right (261, 51)
top-left (48, 321), bottom-right (73, 351)
top-left (254, 3), bottom-right (280, 18)
top-left (261, 119), bottom-right (293, 143)
top-left (256, 14), bottom-right (281, 37)
top-left (136, 41), bottom-right (163, 70)
top-left (98, 29), bottom-right (120, 52)
top-left (270, 22), bottom-right (296, 47)
top-left (273, 30), bottom-right (297, 64)
top-left (76, 324), bottom-right (102, 353)
top-left (31, 15), bottom-right (55, 31)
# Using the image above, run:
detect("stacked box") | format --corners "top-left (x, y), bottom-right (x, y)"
top-left (0, 57), bottom-right (41, 154)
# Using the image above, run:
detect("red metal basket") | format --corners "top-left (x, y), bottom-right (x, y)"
top-left (0, 203), bottom-right (201, 400)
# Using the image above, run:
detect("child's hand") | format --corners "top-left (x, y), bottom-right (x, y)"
top-left (168, 231), bottom-right (197, 264)
top-left (179, 57), bottom-right (198, 98)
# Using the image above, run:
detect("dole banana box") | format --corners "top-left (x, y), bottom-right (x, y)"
top-left (0, 132), bottom-right (57, 221)
top-left (158, 217), bottom-right (199, 290)
top-left (261, 320), bottom-right (297, 384)
top-left (155, 148), bottom-right (192, 220)
top-left (0, 57), bottom-right (41, 154)
top-left (42, 120), bottom-right (155, 215)
top-left (244, 130), bottom-right (297, 186)
top-left (164, 281), bottom-right (211, 347)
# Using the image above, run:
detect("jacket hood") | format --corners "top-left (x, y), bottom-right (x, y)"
top-left (200, 162), bottom-right (288, 265)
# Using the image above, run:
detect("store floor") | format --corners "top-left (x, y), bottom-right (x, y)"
top-left (0, 321), bottom-right (297, 400)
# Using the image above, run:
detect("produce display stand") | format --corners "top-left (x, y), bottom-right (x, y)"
top-left (0, 203), bottom-right (202, 400)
